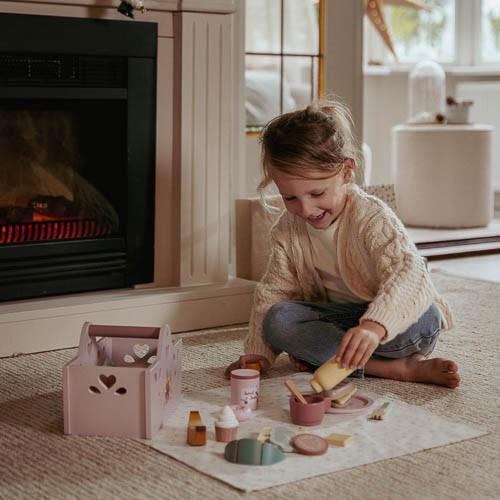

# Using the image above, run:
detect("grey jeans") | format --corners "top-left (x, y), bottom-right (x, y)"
top-left (262, 301), bottom-right (441, 377)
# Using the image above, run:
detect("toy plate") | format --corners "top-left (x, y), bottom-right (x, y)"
top-left (325, 393), bottom-right (374, 414)
top-left (322, 380), bottom-right (356, 400)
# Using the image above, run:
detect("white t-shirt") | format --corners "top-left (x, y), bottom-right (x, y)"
top-left (307, 220), bottom-right (366, 304)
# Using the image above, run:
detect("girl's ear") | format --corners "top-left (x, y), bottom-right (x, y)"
top-left (342, 158), bottom-right (355, 183)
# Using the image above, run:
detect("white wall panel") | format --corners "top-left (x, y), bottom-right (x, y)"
top-left (179, 13), bottom-right (231, 285)
top-left (457, 82), bottom-right (500, 191)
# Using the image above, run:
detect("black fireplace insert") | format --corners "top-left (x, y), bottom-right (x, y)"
top-left (0, 13), bottom-right (157, 301)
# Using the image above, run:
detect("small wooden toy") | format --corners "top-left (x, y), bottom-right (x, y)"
top-left (310, 359), bottom-right (355, 393)
top-left (368, 402), bottom-right (390, 421)
top-left (187, 411), bottom-right (207, 446)
top-left (224, 438), bottom-right (286, 465)
top-left (257, 427), bottom-right (272, 443)
top-left (269, 426), bottom-right (296, 452)
top-left (289, 393), bottom-right (331, 426)
top-left (230, 404), bottom-right (253, 422)
top-left (331, 386), bottom-right (357, 407)
top-left (325, 393), bottom-right (374, 415)
top-left (284, 379), bottom-right (308, 404)
top-left (244, 362), bottom-right (262, 372)
top-left (291, 434), bottom-right (328, 456)
top-left (214, 406), bottom-right (239, 443)
top-left (230, 369), bottom-right (260, 410)
top-left (325, 433), bottom-right (352, 447)
top-left (323, 380), bottom-right (355, 401)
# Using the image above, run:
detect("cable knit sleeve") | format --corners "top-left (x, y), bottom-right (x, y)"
top-left (243, 228), bottom-right (302, 365)
top-left (359, 207), bottom-right (437, 343)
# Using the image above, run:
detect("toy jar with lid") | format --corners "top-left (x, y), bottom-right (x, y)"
top-left (408, 60), bottom-right (446, 123)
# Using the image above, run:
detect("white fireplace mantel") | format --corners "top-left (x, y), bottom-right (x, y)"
top-left (0, 0), bottom-right (236, 13)
top-left (0, 0), bottom-right (254, 357)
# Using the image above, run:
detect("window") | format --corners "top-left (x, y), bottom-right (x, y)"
top-left (365, 0), bottom-right (500, 68)
top-left (389, 0), bottom-right (455, 63)
top-left (245, 0), bottom-right (324, 132)
top-left (482, 0), bottom-right (500, 63)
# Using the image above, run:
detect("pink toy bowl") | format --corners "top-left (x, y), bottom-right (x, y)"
top-left (289, 394), bottom-right (332, 426)
top-left (63, 322), bottom-right (182, 439)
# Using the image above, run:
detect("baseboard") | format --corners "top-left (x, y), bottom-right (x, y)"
top-left (422, 240), bottom-right (500, 259)
top-left (0, 278), bottom-right (256, 357)
top-left (495, 190), bottom-right (500, 212)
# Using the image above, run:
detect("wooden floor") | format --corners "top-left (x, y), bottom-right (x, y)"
top-left (426, 211), bottom-right (500, 283)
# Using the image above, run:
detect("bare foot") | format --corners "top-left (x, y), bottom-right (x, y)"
top-left (365, 354), bottom-right (460, 388)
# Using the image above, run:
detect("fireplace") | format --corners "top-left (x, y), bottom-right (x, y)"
top-left (0, 2), bottom-right (254, 358)
top-left (0, 13), bottom-right (157, 301)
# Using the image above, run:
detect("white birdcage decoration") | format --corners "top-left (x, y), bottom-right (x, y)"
top-left (408, 60), bottom-right (446, 123)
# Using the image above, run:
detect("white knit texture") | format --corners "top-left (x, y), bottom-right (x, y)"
top-left (244, 184), bottom-right (454, 364)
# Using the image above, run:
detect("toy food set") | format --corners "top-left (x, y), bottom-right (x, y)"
top-left (64, 326), bottom-right (385, 468)
top-left (188, 360), bottom-right (381, 466)
top-left (63, 322), bottom-right (181, 439)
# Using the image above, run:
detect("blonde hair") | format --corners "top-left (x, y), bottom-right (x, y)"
top-left (258, 98), bottom-right (362, 190)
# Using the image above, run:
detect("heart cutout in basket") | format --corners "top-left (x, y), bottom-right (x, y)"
top-left (99, 374), bottom-right (116, 389)
top-left (133, 343), bottom-right (150, 359)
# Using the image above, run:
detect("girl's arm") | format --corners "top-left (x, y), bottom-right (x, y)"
top-left (360, 208), bottom-right (436, 343)
top-left (243, 237), bottom-right (302, 366)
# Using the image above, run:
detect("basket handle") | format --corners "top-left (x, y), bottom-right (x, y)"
top-left (88, 324), bottom-right (160, 338)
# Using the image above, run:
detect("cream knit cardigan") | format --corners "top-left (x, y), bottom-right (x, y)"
top-left (244, 184), bottom-right (454, 365)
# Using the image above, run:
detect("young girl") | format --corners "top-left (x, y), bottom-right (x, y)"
top-left (227, 100), bottom-right (460, 388)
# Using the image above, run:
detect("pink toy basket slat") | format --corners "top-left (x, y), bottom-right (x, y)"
top-left (63, 322), bottom-right (182, 439)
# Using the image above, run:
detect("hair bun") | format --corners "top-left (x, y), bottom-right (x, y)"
top-left (304, 104), bottom-right (332, 124)
top-left (304, 104), bottom-right (320, 120)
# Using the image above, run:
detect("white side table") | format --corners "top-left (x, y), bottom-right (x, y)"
top-left (392, 124), bottom-right (494, 228)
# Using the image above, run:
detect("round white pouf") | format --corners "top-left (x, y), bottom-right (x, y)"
top-left (392, 124), bottom-right (494, 228)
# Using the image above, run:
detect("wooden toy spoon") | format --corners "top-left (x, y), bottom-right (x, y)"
top-left (284, 379), bottom-right (308, 404)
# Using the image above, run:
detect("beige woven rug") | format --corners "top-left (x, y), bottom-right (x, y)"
top-left (0, 270), bottom-right (499, 499)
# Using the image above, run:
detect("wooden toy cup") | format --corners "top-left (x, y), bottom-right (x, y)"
top-left (289, 394), bottom-right (332, 426)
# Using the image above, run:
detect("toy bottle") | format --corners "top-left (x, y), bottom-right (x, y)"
top-left (310, 357), bottom-right (355, 393)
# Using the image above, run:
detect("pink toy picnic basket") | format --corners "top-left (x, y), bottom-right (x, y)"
top-left (63, 322), bottom-right (182, 439)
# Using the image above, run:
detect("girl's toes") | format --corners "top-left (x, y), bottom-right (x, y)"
top-left (445, 371), bottom-right (460, 388)
top-left (443, 360), bottom-right (458, 373)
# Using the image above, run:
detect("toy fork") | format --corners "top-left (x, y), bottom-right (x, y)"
top-left (368, 402), bottom-right (390, 421)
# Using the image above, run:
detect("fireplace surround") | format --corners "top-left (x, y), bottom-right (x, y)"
top-left (0, 12), bottom-right (157, 301)
top-left (0, 0), bottom-right (254, 357)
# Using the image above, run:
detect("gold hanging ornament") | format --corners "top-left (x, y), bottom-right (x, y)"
top-left (365, 0), bottom-right (432, 61)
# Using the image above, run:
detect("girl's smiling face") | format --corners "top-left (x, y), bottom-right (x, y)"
top-left (272, 162), bottom-right (353, 229)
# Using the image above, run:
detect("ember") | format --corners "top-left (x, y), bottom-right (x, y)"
top-left (0, 220), bottom-right (112, 244)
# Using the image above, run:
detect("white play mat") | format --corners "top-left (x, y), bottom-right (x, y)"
top-left (144, 373), bottom-right (486, 492)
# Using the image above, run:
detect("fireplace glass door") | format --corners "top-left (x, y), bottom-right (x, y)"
top-left (0, 13), bottom-right (157, 301)
top-left (0, 100), bottom-right (126, 245)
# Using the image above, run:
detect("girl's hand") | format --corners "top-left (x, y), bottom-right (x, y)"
top-left (335, 321), bottom-right (386, 370)
top-left (224, 354), bottom-right (271, 380)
